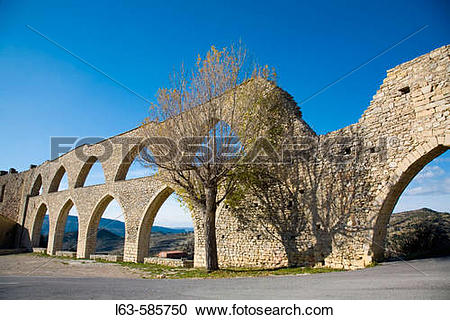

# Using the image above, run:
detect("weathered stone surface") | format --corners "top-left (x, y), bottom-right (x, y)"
top-left (90, 254), bottom-right (123, 262)
top-left (144, 257), bottom-right (194, 268)
top-left (32, 247), bottom-right (46, 254)
top-left (55, 251), bottom-right (77, 258)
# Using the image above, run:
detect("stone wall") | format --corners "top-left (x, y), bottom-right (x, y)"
top-left (0, 45), bottom-right (448, 269)
top-left (0, 170), bottom-right (28, 223)
top-left (144, 257), bottom-right (194, 268)
top-left (0, 215), bottom-right (19, 249)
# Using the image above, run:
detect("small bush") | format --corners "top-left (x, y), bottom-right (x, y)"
top-left (386, 220), bottom-right (450, 260)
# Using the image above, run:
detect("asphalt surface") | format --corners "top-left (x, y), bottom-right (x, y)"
top-left (0, 257), bottom-right (449, 299)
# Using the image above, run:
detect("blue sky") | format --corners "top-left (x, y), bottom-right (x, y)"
top-left (1, 0), bottom-right (449, 226)
top-left (393, 152), bottom-right (449, 213)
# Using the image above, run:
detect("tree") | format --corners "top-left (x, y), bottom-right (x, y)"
top-left (140, 44), bottom-right (276, 271)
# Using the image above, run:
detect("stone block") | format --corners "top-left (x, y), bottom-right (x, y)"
top-left (90, 254), bottom-right (123, 262)
top-left (56, 251), bottom-right (77, 258)
top-left (32, 247), bottom-right (46, 254)
top-left (144, 257), bottom-right (194, 268)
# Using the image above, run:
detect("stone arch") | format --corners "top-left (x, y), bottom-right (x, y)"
top-left (114, 144), bottom-right (144, 181)
top-left (114, 143), bottom-right (157, 181)
top-left (371, 138), bottom-right (449, 260)
top-left (30, 203), bottom-right (48, 247)
top-left (134, 186), bottom-right (174, 262)
top-left (48, 165), bottom-right (68, 193)
top-left (83, 194), bottom-right (123, 257)
top-left (74, 156), bottom-right (105, 188)
top-left (48, 199), bottom-right (76, 254)
top-left (30, 174), bottom-right (43, 196)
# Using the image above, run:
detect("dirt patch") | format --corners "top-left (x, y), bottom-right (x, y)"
top-left (0, 253), bottom-right (147, 279)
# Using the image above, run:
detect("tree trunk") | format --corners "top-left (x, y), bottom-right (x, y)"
top-left (204, 185), bottom-right (219, 271)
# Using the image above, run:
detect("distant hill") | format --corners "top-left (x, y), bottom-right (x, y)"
top-left (386, 208), bottom-right (450, 260)
top-left (94, 229), bottom-right (124, 254)
top-left (39, 229), bottom-right (125, 253)
top-left (40, 215), bottom-right (193, 237)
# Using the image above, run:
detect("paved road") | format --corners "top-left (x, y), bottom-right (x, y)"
top-left (0, 257), bottom-right (449, 299)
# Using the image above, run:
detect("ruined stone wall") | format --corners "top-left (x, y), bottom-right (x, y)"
top-left (322, 44), bottom-right (449, 268)
top-left (0, 170), bottom-right (29, 223)
top-left (0, 215), bottom-right (19, 249)
top-left (212, 44), bottom-right (449, 269)
top-left (0, 170), bottom-right (31, 248)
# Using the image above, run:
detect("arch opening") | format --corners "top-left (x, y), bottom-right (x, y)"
top-left (51, 199), bottom-right (79, 254)
top-left (86, 196), bottom-right (125, 258)
top-left (75, 156), bottom-right (106, 187)
top-left (115, 144), bottom-right (158, 181)
top-left (125, 156), bottom-right (157, 180)
top-left (48, 166), bottom-right (69, 192)
top-left (30, 174), bottom-right (43, 196)
top-left (31, 203), bottom-right (48, 248)
top-left (372, 146), bottom-right (450, 261)
top-left (136, 187), bottom-right (194, 263)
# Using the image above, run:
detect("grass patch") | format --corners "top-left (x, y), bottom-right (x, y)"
top-left (30, 252), bottom-right (343, 279)
top-left (117, 261), bottom-right (343, 279)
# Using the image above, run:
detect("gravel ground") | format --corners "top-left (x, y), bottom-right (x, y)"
top-left (0, 253), bottom-right (147, 279)
top-left (0, 256), bottom-right (449, 299)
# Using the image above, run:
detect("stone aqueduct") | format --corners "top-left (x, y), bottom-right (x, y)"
top-left (0, 45), bottom-right (449, 269)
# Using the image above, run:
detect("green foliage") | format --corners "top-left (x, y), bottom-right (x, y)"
top-left (387, 219), bottom-right (450, 260)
